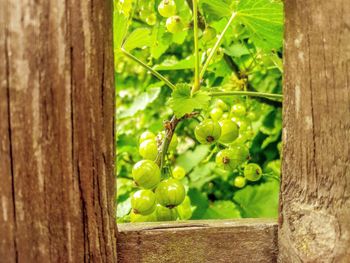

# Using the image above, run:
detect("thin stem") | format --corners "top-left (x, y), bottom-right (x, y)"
top-left (209, 91), bottom-right (283, 101)
top-left (155, 112), bottom-right (199, 169)
top-left (200, 12), bottom-right (236, 80)
top-left (121, 48), bottom-right (176, 90)
top-left (192, 0), bottom-right (200, 94)
top-left (201, 145), bottom-right (218, 163)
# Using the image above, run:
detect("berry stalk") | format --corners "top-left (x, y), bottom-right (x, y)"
top-left (121, 48), bottom-right (176, 90)
top-left (191, 0), bottom-right (200, 94)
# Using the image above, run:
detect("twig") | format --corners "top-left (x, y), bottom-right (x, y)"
top-left (200, 12), bottom-right (236, 80)
top-left (121, 48), bottom-right (176, 90)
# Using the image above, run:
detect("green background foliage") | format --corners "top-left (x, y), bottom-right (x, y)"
top-left (114, 0), bottom-right (283, 222)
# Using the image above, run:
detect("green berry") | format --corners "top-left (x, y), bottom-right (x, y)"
top-left (231, 103), bottom-right (247, 117)
top-left (206, 47), bottom-right (224, 64)
top-left (155, 178), bottom-right (185, 208)
top-left (244, 163), bottom-right (262, 182)
top-left (139, 139), bottom-right (158, 160)
top-left (215, 149), bottom-right (238, 171)
top-left (132, 160), bottom-right (161, 189)
top-left (172, 166), bottom-right (186, 180)
top-left (166, 16), bottom-right (184, 33)
top-left (176, 196), bottom-right (192, 220)
top-left (130, 210), bottom-right (156, 223)
top-left (195, 119), bottom-right (221, 144)
top-left (219, 119), bottom-right (239, 144)
top-left (146, 13), bottom-right (157, 25)
top-left (210, 107), bottom-right (223, 121)
top-left (139, 8), bottom-right (149, 20)
top-left (131, 190), bottom-right (156, 215)
top-left (234, 176), bottom-right (247, 188)
top-left (155, 205), bottom-right (178, 221)
top-left (215, 99), bottom-right (228, 111)
top-left (139, 131), bottom-right (156, 143)
top-left (215, 145), bottom-right (249, 171)
top-left (202, 27), bottom-right (217, 42)
top-left (158, 0), bottom-right (176, 17)
top-left (247, 111), bottom-right (259, 121)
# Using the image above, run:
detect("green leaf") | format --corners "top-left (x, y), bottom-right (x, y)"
top-left (151, 23), bottom-right (171, 59)
top-left (202, 201), bottom-right (241, 219)
top-left (168, 84), bottom-right (211, 118)
top-left (199, 0), bottom-right (232, 17)
top-left (120, 87), bottom-right (161, 118)
top-left (224, 43), bottom-right (250, 57)
top-left (189, 163), bottom-right (217, 189)
top-left (188, 188), bottom-right (209, 219)
top-left (233, 181), bottom-right (279, 218)
top-left (153, 55), bottom-right (195, 71)
top-left (175, 0), bottom-right (192, 22)
top-left (117, 197), bottom-right (131, 218)
top-left (236, 0), bottom-right (284, 50)
top-left (113, 9), bottom-right (129, 50)
top-left (123, 28), bottom-right (152, 51)
top-left (176, 145), bottom-right (210, 172)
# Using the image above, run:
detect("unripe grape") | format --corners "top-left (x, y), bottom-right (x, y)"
top-left (210, 107), bottom-right (223, 121)
top-left (219, 119), bottom-right (239, 144)
top-left (244, 163), bottom-right (262, 182)
top-left (215, 144), bottom-right (249, 171)
top-left (195, 119), bottom-right (221, 144)
top-left (221, 113), bottom-right (229, 120)
top-left (131, 189), bottom-right (156, 215)
top-left (202, 27), bottom-right (217, 42)
top-left (234, 176), bottom-right (247, 188)
top-left (172, 165), bottom-right (186, 179)
top-left (155, 205), bottom-right (178, 221)
top-left (247, 111), bottom-right (259, 121)
top-left (215, 99), bottom-right (228, 111)
top-left (146, 13), bottom-right (157, 25)
top-left (139, 139), bottom-right (158, 160)
top-left (139, 131), bottom-right (156, 144)
top-left (132, 160), bottom-right (161, 189)
top-left (155, 178), bottom-right (185, 208)
top-left (177, 196), bottom-right (192, 220)
top-left (206, 47), bottom-right (224, 64)
top-left (215, 149), bottom-right (238, 171)
top-left (130, 210), bottom-right (156, 223)
top-left (231, 103), bottom-right (247, 117)
top-left (237, 118), bottom-right (252, 132)
top-left (158, 0), bottom-right (176, 17)
top-left (166, 16), bottom-right (184, 33)
top-left (139, 8), bottom-right (149, 20)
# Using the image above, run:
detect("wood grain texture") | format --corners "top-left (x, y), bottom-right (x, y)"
top-left (279, 0), bottom-right (350, 262)
top-left (117, 219), bottom-right (278, 263)
top-left (0, 0), bottom-right (117, 262)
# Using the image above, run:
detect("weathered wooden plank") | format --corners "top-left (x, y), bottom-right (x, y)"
top-left (280, 0), bottom-right (350, 262)
top-left (117, 219), bottom-right (278, 263)
top-left (0, 0), bottom-right (117, 262)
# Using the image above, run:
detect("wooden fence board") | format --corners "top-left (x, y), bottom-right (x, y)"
top-left (117, 219), bottom-right (278, 263)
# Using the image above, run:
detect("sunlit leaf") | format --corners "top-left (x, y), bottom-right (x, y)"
top-left (168, 84), bottom-right (211, 118)
top-left (123, 28), bottom-right (152, 51)
top-left (236, 0), bottom-right (284, 49)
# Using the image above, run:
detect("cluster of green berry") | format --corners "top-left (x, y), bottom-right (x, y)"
top-left (138, 0), bottom-right (185, 32)
top-left (130, 131), bottom-right (192, 222)
top-left (130, 97), bottom-right (264, 222)
top-left (196, 98), bottom-right (263, 189)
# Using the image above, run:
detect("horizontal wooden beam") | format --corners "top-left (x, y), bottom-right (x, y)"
top-left (117, 219), bottom-right (278, 263)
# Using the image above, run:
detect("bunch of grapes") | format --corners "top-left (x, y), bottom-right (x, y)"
top-left (130, 96), bottom-right (265, 222)
top-left (196, 98), bottom-right (263, 189)
top-left (130, 129), bottom-right (192, 222)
